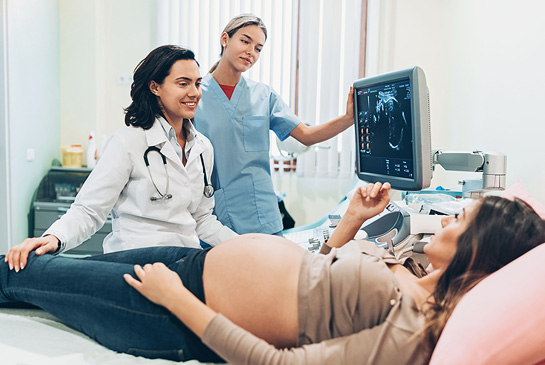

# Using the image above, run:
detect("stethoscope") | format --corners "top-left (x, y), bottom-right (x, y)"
top-left (143, 146), bottom-right (214, 201)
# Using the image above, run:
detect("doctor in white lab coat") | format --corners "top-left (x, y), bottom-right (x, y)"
top-left (5, 46), bottom-right (236, 272)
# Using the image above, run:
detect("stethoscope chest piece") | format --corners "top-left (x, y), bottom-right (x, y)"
top-left (203, 184), bottom-right (214, 198)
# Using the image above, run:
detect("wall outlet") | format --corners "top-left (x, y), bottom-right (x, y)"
top-left (116, 74), bottom-right (133, 85)
top-left (26, 148), bottom-right (35, 161)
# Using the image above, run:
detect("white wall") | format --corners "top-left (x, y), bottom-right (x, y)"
top-left (60, 0), bottom-right (156, 160)
top-left (3, 0), bottom-right (61, 251)
top-left (371, 0), bottom-right (545, 202)
top-left (0, 1), bottom-right (156, 252)
top-left (0, 0), bottom-right (10, 252)
top-left (58, 0), bottom-right (98, 154)
top-left (4, 1), bottom-right (543, 250)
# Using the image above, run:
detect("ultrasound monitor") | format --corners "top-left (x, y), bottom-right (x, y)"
top-left (353, 66), bottom-right (432, 191)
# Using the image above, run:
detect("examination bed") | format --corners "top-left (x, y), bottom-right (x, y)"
top-left (0, 248), bottom-right (214, 364)
top-left (0, 306), bottom-right (217, 365)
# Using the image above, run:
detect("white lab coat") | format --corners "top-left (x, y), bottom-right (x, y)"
top-left (45, 118), bottom-right (236, 253)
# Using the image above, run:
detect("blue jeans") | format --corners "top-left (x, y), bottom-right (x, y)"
top-left (0, 247), bottom-right (223, 363)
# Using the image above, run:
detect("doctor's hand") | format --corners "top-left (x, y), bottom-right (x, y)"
top-left (345, 182), bottom-right (391, 224)
top-left (4, 235), bottom-right (60, 272)
top-left (124, 263), bottom-right (188, 309)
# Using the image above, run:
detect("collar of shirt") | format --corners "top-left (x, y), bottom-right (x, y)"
top-left (158, 117), bottom-right (198, 162)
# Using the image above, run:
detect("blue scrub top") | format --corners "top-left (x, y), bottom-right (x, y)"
top-left (195, 74), bottom-right (300, 234)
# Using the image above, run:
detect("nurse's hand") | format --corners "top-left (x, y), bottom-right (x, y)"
top-left (346, 182), bottom-right (391, 224)
top-left (345, 86), bottom-right (354, 119)
top-left (4, 235), bottom-right (60, 272)
top-left (124, 263), bottom-right (187, 308)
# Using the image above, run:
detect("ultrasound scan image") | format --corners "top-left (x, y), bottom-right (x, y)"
top-left (355, 78), bottom-right (415, 179)
top-left (357, 81), bottom-right (412, 159)
top-left (376, 89), bottom-right (407, 151)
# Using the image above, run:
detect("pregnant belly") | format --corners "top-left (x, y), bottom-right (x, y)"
top-left (203, 234), bottom-right (305, 348)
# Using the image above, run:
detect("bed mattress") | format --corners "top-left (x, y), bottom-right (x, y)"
top-left (0, 308), bottom-right (219, 365)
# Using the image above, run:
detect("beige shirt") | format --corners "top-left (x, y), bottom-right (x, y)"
top-left (202, 240), bottom-right (427, 364)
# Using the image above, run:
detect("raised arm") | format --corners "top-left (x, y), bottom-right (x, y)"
top-left (323, 182), bottom-right (391, 252)
top-left (288, 87), bottom-right (354, 146)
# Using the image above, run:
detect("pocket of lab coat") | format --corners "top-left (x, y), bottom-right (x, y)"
top-left (242, 116), bottom-right (269, 152)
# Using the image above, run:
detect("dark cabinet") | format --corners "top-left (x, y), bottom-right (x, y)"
top-left (30, 167), bottom-right (111, 256)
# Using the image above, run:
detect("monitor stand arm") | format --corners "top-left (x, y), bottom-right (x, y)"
top-left (432, 150), bottom-right (507, 195)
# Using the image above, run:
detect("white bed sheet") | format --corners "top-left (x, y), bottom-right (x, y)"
top-left (0, 308), bottom-right (220, 365)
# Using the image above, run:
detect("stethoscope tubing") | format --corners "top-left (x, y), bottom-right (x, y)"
top-left (199, 153), bottom-right (215, 198)
top-left (143, 146), bottom-right (214, 201)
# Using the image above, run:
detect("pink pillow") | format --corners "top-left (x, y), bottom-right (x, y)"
top-left (501, 180), bottom-right (545, 220)
top-left (430, 243), bottom-right (545, 365)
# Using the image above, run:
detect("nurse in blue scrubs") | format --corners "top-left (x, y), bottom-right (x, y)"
top-left (195, 14), bottom-right (354, 235)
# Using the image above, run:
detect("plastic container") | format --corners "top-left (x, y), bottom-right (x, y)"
top-left (87, 131), bottom-right (97, 168)
top-left (61, 145), bottom-right (83, 168)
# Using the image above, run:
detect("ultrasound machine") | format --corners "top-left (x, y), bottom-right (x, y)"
top-left (284, 66), bottom-right (507, 256)
top-left (351, 66), bottom-right (432, 254)
top-left (285, 66), bottom-right (433, 255)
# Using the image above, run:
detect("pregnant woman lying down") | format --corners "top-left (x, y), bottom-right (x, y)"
top-left (2, 182), bottom-right (544, 364)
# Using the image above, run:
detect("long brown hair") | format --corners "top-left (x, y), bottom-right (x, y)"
top-left (209, 14), bottom-right (267, 73)
top-left (421, 196), bottom-right (545, 354)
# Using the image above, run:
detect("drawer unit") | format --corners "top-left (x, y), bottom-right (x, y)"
top-left (30, 167), bottom-right (111, 256)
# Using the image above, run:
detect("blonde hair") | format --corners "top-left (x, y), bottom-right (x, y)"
top-left (209, 14), bottom-right (268, 73)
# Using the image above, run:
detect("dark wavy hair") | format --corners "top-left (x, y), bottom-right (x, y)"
top-left (124, 45), bottom-right (199, 130)
top-left (421, 196), bottom-right (545, 355)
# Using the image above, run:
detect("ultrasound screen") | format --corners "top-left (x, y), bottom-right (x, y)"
top-left (355, 77), bottom-right (414, 180)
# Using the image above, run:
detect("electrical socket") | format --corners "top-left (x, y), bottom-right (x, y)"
top-left (117, 74), bottom-right (133, 85)
top-left (26, 148), bottom-right (35, 161)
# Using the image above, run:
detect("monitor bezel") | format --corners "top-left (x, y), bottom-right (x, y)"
top-left (353, 66), bottom-right (432, 191)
